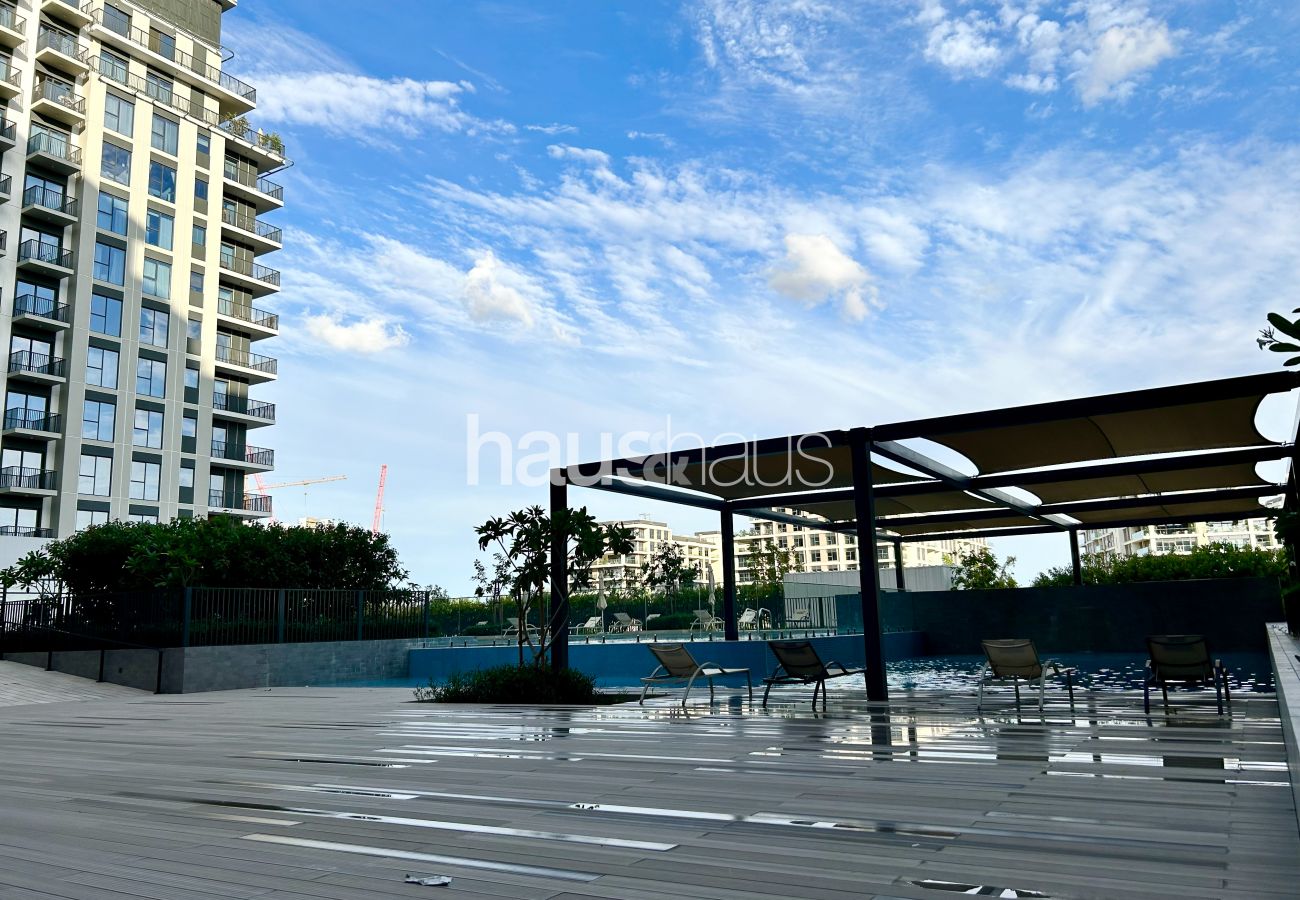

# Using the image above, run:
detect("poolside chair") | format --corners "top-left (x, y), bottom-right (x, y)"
top-left (762, 640), bottom-right (865, 709)
top-left (690, 609), bottom-right (722, 632)
top-left (571, 616), bottom-right (602, 634)
top-left (978, 639), bottom-right (1075, 714)
top-left (503, 617), bottom-right (539, 637)
top-left (785, 608), bottom-right (812, 629)
top-left (645, 613), bottom-right (660, 625)
top-left (611, 612), bottom-right (642, 632)
top-left (737, 608), bottom-right (770, 631)
top-left (1144, 634), bottom-right (1231, 715)
top-left (639, 643), bottom-right (752, 707)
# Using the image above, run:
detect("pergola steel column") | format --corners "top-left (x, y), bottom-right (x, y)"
top-left (1069, 528), bottom-right (1083, 586)
top-left (849, 428), bottom-right (887, 701)
top-left (721, 509), bottom-right (739, 641)
top-left (549, 476), bottom-right (569, 672)
top-left (892, 537), bottom-right (905, 591)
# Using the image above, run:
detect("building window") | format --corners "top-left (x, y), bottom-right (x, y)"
top-left (145, 209), bottom-right (174, 250)
top-left (103, 4), bottom-right (130, 35)
top-left (142, 259), bottom-right (172, 299)
top-left (103, 90), bottom-right (133, 134)
top-left (145, 70), bottom-right (172, 106)
top-left (132, 408), bottom-right (163, 449)
top-left (76, 508), bottom-right (110, 530)
top-left (185, 365), bottom-right (199, 390)
top-left (90, 294), bottom-right (122, 336)
top-left (148, 161), bottom-right (176, 201)
top-left (187, 316), bottom-right (201, 342)
top-left (136, 358), bottom-right (166, 398)
top-left (192, 224), bottom-right (206, 247)
top-left (827, 549), bottom-right (838, 562)
top-left (190, 270), bottom-right (204, 294)
top-left (82, 399), bottom-right (115, 441)
top-left (130, 460), bottom-right (161, 501)
top-left (78, 454), bottom-right (112, 496)
top-left (97, 191), bottom-right (129, 235)
top-left (139, 307), bottom-right (170, 347)
top-left (811, 550), bottom-right (821, 562)
top-left (182, 411), bottom-right (197, 439)
top-left (846, 548), bottom-right (857, 562)
top-left (93, 243), bottom-right (126, 285)
top-left (86, 347), bottom-right (119, 389)
top-left (100, 52), bottom-right (129, 85)
top-left (101, 143), bottom-right (131, 185)
top-left (179, 463), bottom-right (194, 489)
top-left (197, 131), bottom-right (211, 156)
top-left (151, 29), bottom-right (176, 61)
top-left (129, 511), bottom-right (160, 524)
top-left (195, 176), bottom-right (208, 203)
top-left (151, 114), bottom-right (179, 155)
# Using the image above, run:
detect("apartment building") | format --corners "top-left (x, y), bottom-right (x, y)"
top-left (1081, 518), bottom-right (1279, 559)
top-left (0, 0), bottom-right (283, 547)
top-left (589, 518), bottom-right (721, 594)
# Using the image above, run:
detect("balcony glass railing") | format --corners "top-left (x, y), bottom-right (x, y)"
top-left (32, 77), bottom-right (85, 114)
top-left (27, 131), bottom-right (80, 165)
top-left (3, 410), bottom-right (61, 432)
top-left (0, 118), bottom-right (14, 143)
top-left (13, 293), bottom-right (71, 323)
top-left (0, 61), bottom-right (19, 89)
top-left (22, 184), bottom-right (78, 217)
top-left (211, 442), bottom-right (274, 467)
top-left (219, 255), bottom-right (281, 287)
top-left (9, 350), bottom-right (66, 378)
top-left (220, 207), bottom-right (283, 244)
top-left (209, 490), bottom-right (272, 514)
top-left (18, 240), bottom-right (73, 269)
top-left (214, 345), bottom-right (277, 374)
top-left (86, 6), bottom-right (256, 102)
top-left (217, 298), bottom-right (279, 330)
top-left (0, 5), bottom-right (26, 34)
top-left (0, 467), bottom-right (57, 490)
top-left (212, 394), bottom-right (275, 420)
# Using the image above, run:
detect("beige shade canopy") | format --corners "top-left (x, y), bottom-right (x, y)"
top-left (1024, 461), bottom-right (1270, 505)
top-left (881, 514), bottom-right (1044, 536)
top-left (1064, 497), bottom-right (1272, 525)
top-left (923, 395), bottom-right (1270, 475)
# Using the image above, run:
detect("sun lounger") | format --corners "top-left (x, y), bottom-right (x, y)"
top-left (611, 612), bottom-right (642, 632)
top-left (762, 640), bottom-right (864, 708)
top-left (1144, 634), bottom-right (1230, 714)
top-left (690, 609), bottom-right (722, 632)
top-left (978, 639), bottom-right (1075, 713)
top-left (571, 616), bottom-right (602, 634)
top-left (639, 643), bottom-right (752, 707)
top-left (738, 608), bottom-right (769, 631)
top-left (503, 617), bottom-right (539, 637)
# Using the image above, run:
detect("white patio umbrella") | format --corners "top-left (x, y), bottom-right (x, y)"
top-left (706, 563), bottom-right (717, 628)
top-left (597, 582), bottom-right (608, 632)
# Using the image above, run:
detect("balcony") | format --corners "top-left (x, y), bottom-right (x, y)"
top-left (0, 525), bottom-right (54, 538)
top-left (0, 6), bottom-right (25, 48)
top-left (9, 350), bottom-right (67, 384)
top-left (89, 55), bottom-right (219, 128)
top-left (212, 394), bottom-right (275, 427)
top-left (211, 441), bottom-right (274, 471)
top-left (13, 294), bottom-right (71, 329)
top-left (218, 255), bottom-right (281, 297)
top-left (222, 163), bottom-right (284, 211)
top-left (0, 173), bottom-right (9, 203)
top-left (17, 240), bottom-right (73, 277)
top-left (217, 117), bottom-right (287, 168)
top-left (0, 60), bottom-right (20, 99)
top-left (21, 185), bottom-right (78, 225)
top-left (219, 206), bottom-right (282, 254)
top-left (86, 6), bottom-right (257, 113)
top-left (2, 410), bottom-right (62, 438)
top-left (0, 118), bottom-right (15, 152)
top-left (42, 0), bottom-right (91, 29)
top-left (216, 297), bottom-right (278, 339)
top-left (0, 467), bottom-right (57, 496)
top-left (214, 345), bottom-right (277, 384)
top-left (31, 78), bottom-right (86, 125)
top-left (27, 131), bottom-right (82, 174)
top-left (35, 27), bottom-right (89, 76)
top-left (208, 490), bottom-right (272, 517)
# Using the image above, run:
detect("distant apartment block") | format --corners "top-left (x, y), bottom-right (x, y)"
top-left (0, 0), bottom-right (285, 548)
top-left (1082, 517), bottom-right (1279, 559)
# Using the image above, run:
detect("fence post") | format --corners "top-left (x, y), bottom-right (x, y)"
top-left (356, 590), bottom-right (364, 641)
top-left (422, 593), bottom-right (430, 639)
top-left (276, 589), bottom-right (286, 643)
top-left (182, 588), bottom-right (192, 648)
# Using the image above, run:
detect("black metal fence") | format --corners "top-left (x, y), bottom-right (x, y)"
top-left (0, 587), bottom-right (439, 653)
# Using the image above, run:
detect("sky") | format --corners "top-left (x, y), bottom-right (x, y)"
top-left (221, 0), bottom-right (1300, 593)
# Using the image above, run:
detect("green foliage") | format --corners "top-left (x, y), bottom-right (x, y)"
top-left (645, 612), bottom-right (697, 630)
top-left (1032, 543), bottom-right (1287, 587)
top-left (951, 547), bottom-right (1018, 590)
top-left (639, 541), bottom-right (700, 601)
top-left (741, 535), bottom-right (802, 599)
top-left (1258, 310), bottom-right (1300, 366)
top-left (0, 517), bottom-right (408, 594)
top-left (414, 665), bottom-right (597, 704)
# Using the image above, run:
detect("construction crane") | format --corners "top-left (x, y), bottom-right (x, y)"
top-left (372, 465), bottom-right (388, 536)
top-left (245, 474), bottom-right (348, 524)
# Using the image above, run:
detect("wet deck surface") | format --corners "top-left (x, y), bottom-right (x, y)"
top-left (0, 684), bottom-right (1295, 899)
top-left (0, 659), bottom-right (147, 707)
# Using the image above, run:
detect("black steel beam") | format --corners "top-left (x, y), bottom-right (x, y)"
top-left (721, 512), bottom-right (738, 641)
top-left (548, 478), bottom-right (569, 673)
top-left (581, 477), bottom-right (727, 512)
top-left (849, 429), bottom-right (887, 702)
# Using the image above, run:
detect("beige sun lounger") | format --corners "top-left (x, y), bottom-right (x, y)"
top-left (978, 638), bottom-right (1075, 713)
top-left (639, 643), bottom-right (752, 707)
top-left (1144, 634), bottom-right (1230, 715)
top-left (762, 640), bottom-right (864, 709)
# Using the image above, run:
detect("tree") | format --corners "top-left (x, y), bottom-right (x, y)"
top-left (474, 506), bottom-right (634, 667)
top-left (950, 547), bottom-right (1018, 590)
top-left (639, 541), bottom-right (699, 613)
top-left (1258, 310), bottom-right (1300, 366)
top-left (741, 535), bottom-right (802, 600)
top-left (1032, 544), bottom-right (1286, 587)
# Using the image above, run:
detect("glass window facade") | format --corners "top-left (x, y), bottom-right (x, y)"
top-left (78, 454), bottom-right (112, 496)
top-left (90, 294), bottom-right (122, 336)
top-left (97, 191), bottom-right (128, 235)
top-left (82, 399), bottom-right (115, 441)
top-left (136, 358), bottom-right (166, 398)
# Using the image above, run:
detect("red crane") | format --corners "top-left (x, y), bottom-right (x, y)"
top-left (371, 464), bottom-right (388, 536)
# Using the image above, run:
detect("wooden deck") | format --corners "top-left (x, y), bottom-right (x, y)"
top-left (0, 679), bottom-right (1295, 899)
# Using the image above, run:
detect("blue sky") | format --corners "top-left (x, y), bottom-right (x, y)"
top-left (223, 0), bottom-right (1300, 592)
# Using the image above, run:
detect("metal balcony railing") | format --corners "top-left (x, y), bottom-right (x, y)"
top-left (0, 61), bottom-right (19, 89)
top-left (208, 490), bottom-right (272, 514)
top-left (0, 5), bottom-right (26, 34)
top-left (0, 525), bottom-right (53, 537)
top-left (32, 77), bottom-right (85, 114)
top-left (90, 56), bottom-right (216, 126)
top-left (86, 6), bottom-right (257, 102)
top-left (217, 298), bottom-right (279, 330)
top-left (214, 345), bottom-right (277, 374)
top-left (222, 159), bottom-right (284, 201)
top-left (217, 117), bottom-right (286, 159)
top-left (13, 294), bottom-right (70, 323)
top-left (211, 442), bottom-right (274, 467)
top-left (0, 467), bottom-right (57, 490)
top-left (220, 206), bottom-right (283, 244)
top-left (0, 118), bottom-right (14, 143)
top-left (22, 185), bottom-right (78, 217)
top-left (27, 131), bottom-right (81, 165)
top-left (9, 350), bottom-right (66, 378)
top-left (212, 394), bottom-right (275, 420)
top-left (3, 410), bottom-right (61, 432)
top-left (37, 26), bottom-right (87, 61)
top-left (18, 240), bottom-right (73, 269)
top-left (219, 255), bottom-right (281, 287)
top-left (0, 174), bottom-right (10, 197)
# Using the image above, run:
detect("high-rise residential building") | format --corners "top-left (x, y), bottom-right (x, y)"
top-left (0, 0), bottom-right (284, 557)
top-left (1081, 517), bottom-right (1279, 560)
top-left (589, 518), bottom-right (721, 594)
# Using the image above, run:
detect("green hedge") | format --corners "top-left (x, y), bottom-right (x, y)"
top-left (1033, 543), bottom-right (1285, 587)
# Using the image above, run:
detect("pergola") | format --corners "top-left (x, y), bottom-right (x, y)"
top-left (547, 371), bottom-right (1300, 700)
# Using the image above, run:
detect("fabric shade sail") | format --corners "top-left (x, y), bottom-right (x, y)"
top-left (1022, 460), bottom-right (1272, 505)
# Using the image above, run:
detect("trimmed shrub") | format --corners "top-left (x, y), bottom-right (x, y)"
top-left (645, 612), bottom-right (696, 630)
top-left (414, 664), bottom-right (598, 704)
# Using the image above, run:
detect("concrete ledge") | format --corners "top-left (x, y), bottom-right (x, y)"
top-left (1267, 622), bottom-right (1300, 839)
top-left (50, 650), bottom-right (102, 681)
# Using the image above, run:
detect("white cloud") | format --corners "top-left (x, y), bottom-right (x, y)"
top-left (463, 251), bottom-right (541, 328)
top-left (546, 144), bottom-right (612, 167)
top-left (303, 314), bottom-right (410, 353)
top-left (768, 233), bottom-right (878, 321)
top-left (1074, 8), bottom-right (1176, 105)
top-left (527, 123), bottom-right (578, 135)
top-left (920, 2), bottom-right (1003, 76)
